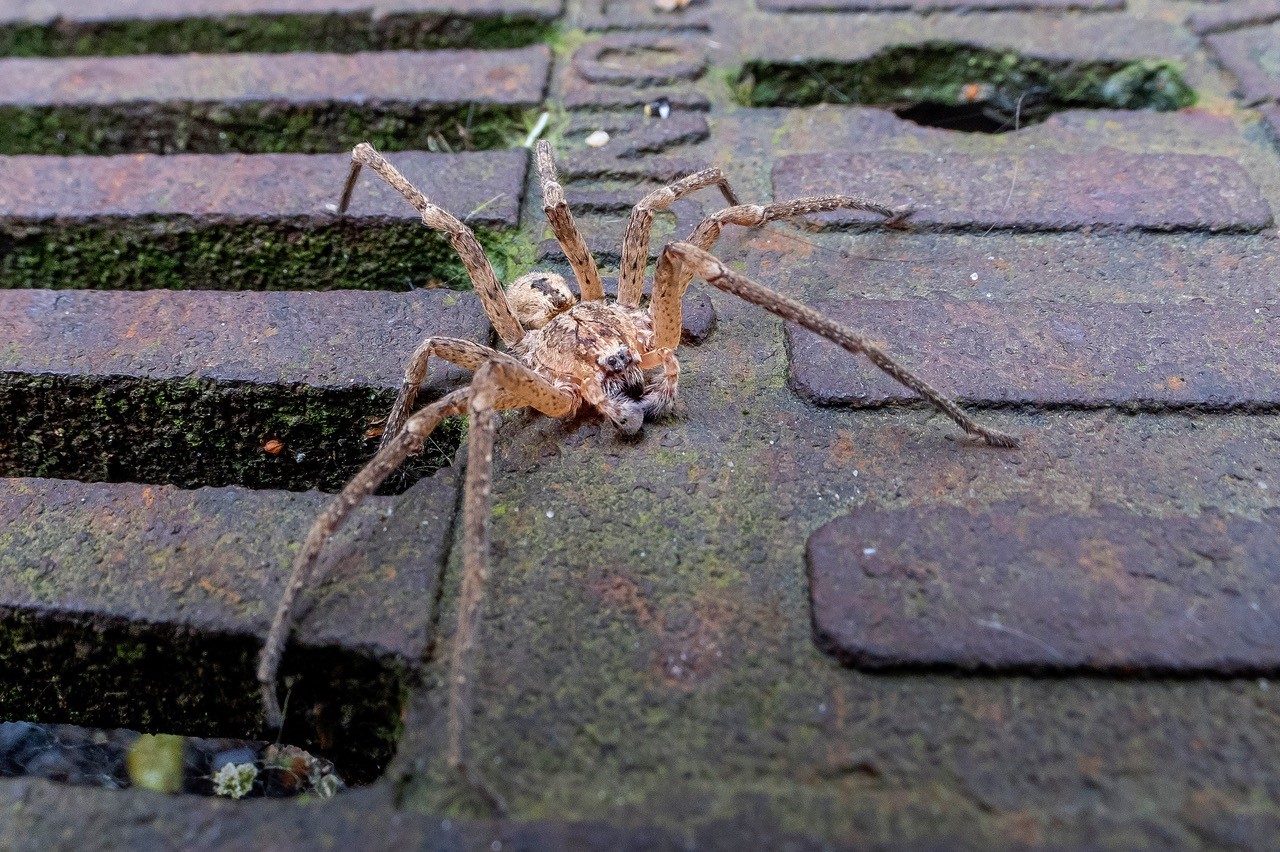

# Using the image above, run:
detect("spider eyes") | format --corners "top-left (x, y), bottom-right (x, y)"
top-left (598, 348), bottom-right (636, 374)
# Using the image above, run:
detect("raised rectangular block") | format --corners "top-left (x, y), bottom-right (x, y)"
top-left (0, 0), bottom-right (558, 55)
top-left (0, 288), bottom-right (487, 489)
top-left (0, 0), bottom-right (562, 24)
top-left (758, 0), bottom-right (1121, 11)
top-left (0, 288), bottom-right (487, 388)
top-left (0, 47), bottom-right (550, 154)
top-left (1206, 24), bottom-right (1280, 105)
top-left (772, 151), bottom-right (1273, 233)
top-left (788, 298), bottom-right (1280, 410)
top-left (808, 502), bottom-right (1280, 671)
top-left (0, 475), bottom-right (452, 657)
top-left (0, 150), bottom-right (528, 290)
top-left (0, 472), bottom-right (457, 782)
top-left (0, 150), bottom-right (524, 224)
top-left (1189, 0), bottom-right (1280, 36)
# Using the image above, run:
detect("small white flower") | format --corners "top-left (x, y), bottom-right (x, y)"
top-left (213, 762), bottom-right (258, 799)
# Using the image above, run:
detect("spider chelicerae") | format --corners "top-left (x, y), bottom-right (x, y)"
top-left (256, 140), bottom-right (1018, 810)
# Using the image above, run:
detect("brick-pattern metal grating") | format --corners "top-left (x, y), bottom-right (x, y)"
top-left (2, 0), bottom-right (1280, 847)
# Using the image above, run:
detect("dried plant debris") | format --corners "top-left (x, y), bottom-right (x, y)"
top-left (0, 721), bottom-right (343, 799)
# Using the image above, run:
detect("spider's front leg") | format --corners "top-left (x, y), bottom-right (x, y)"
top-left (652, 241), bottom-right (1018, 448)
top-left (445, 357), bottom-right (573, 813)
top-left (672, 195), bottom-right (913, 296)
top-left (616, 167), bottom-right (742, 309)
top-left (338, 142), bottom-right (527, 347)
top-left (535, 141), bottom-right (603, 302)
top-left (258, 354), bottom-right (574, 814)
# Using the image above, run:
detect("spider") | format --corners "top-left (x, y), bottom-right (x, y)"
top-left (256, 140), bottom-right (1018, 810)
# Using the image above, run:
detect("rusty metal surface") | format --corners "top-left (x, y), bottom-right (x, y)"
top-left (772, 151), bottom-right (1273, 233)
top-left (1205, 23), bottom-right (1280, 105)
top-left (2, 0), bottom-right (1280, 844)
top-left (807, 501), bottom-right (1280, 670)
top-left (0, 288), bottom-right (488, 390)
top-left (0, 473), bottom-right (455, 656)
top-left (0, 47), bottom-right (549, 107)
top-left (0, 0), bottom-right (563, 24)
top-left (787, 298), bottom-right (1280, 410)
top-left (0, 150), bottom-right (526, 226)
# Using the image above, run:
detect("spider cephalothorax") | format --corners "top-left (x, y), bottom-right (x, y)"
top-left (257, 140), bottom-right (1017, 811)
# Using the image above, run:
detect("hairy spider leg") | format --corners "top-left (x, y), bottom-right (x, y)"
top-left (680, 196), bottom-right (910, 290)
top-left (380, 337), bottom-right (496, 451)
top-left (258, 354), bottom-right (574, 815)
top-left (258, 385), bottom-right (471, 731)
top-left (535, 140), bottom-right (603, 302)
top-left (339, 142), bottom-right (526, 347)
top-left (616, 168), bottom-right (742, 309)
top-left (652, 241), bottom-right (1019, 448)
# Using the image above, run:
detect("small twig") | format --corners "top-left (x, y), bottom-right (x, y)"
top-left (522, 111), bottom-right (551, 148)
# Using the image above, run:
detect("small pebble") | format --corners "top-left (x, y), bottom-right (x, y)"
top-left (585, 130), bottom-right (610, 148)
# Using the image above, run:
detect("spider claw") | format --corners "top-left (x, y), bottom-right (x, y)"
top-left (980, 429), bottom-right (1020, 449)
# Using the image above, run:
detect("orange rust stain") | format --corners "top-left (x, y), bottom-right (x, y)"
top-left (588, 568), bottom-right (657, 629)
top-left (1078, 536), bottom-right (1131, 593)
top-left (1166, 376), bottom-right (1186, 391)
top-left (829, 430), bottom-right (859, 466)
top-left (198, 578), bottom-right (244, 607)
top-left (141, 487), bottom-right (156, 508)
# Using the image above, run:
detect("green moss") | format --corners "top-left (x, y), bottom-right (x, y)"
top-left (0, 103), bottom-right (528, 156)
top-left (0, 219), bottom-right (530, 292)
top-left (736, 44), bottom-right (1196, 120)
top-left (0, 14), bottom-right (556, 56)
top-left (0, 374), bottom-right (463, 493)
top-left (0, 609), bottom-right (405, 786)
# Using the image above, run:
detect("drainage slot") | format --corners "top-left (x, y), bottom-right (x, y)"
top-left (0, 220), bottom-right (532, 292)
top-left (0, 103), bottom-right (530, 156)
top-left (0, 609), bottom-right (404, 789)
top-left (736, 44), bottom-right (1195, 129)
top-left (0, 13), bottom-right (555, 57)
top-left (0, 375), bottom-right (462, 493)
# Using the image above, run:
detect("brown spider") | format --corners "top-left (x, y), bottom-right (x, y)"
top-left (256, 140), bottom-right (1017, 810)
